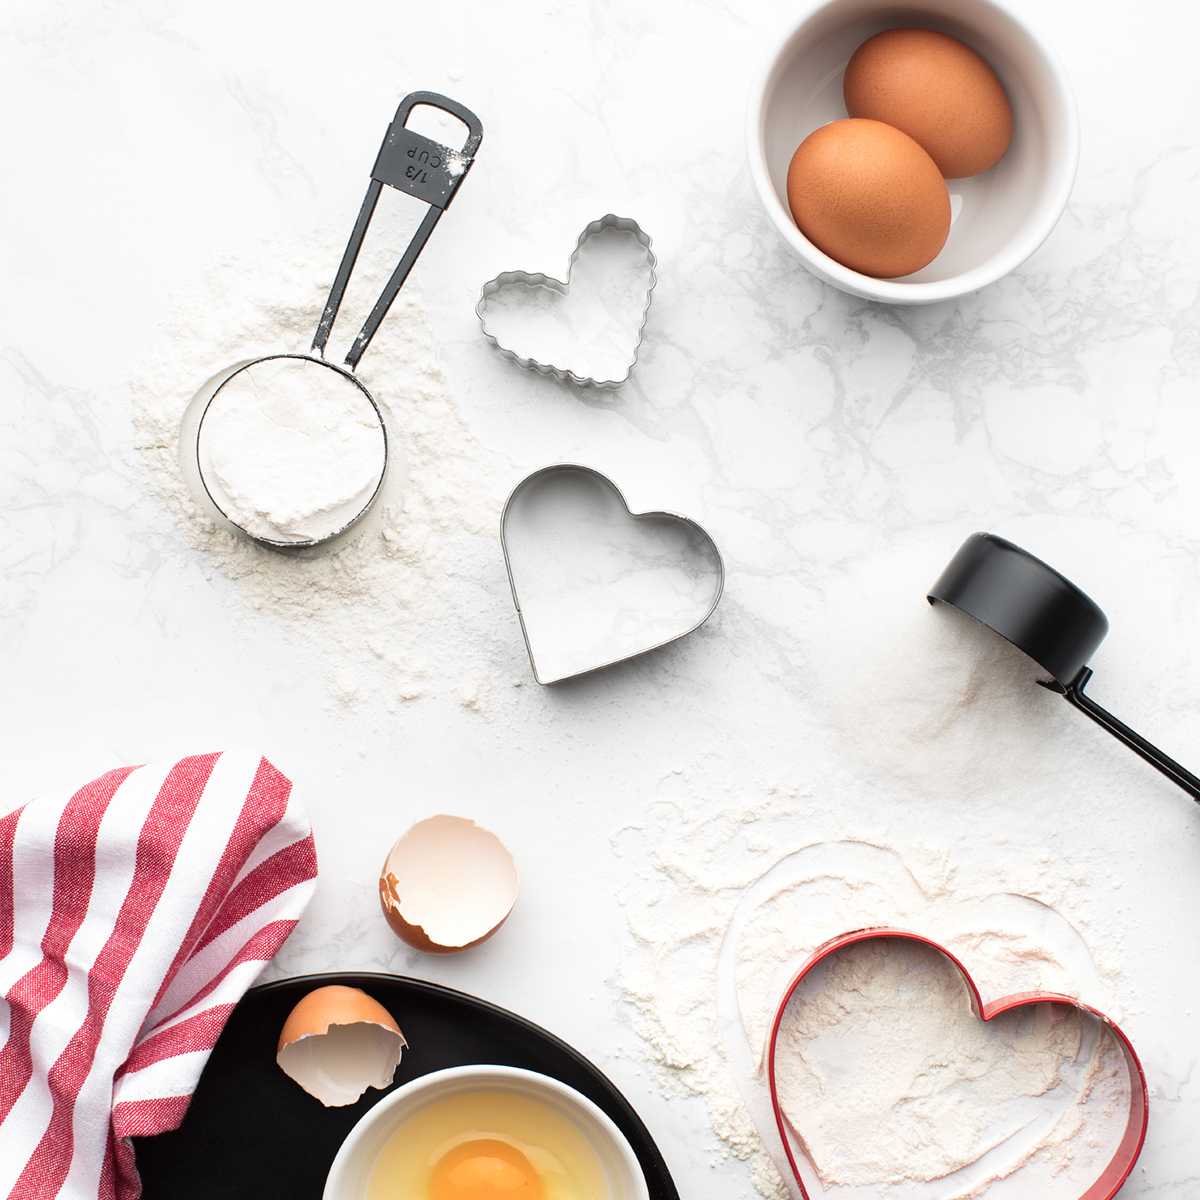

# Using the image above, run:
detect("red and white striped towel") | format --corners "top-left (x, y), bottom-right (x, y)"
top-left (0, 750), bottom-right (319, 1200)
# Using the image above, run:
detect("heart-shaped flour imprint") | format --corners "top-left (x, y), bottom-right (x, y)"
top-left (500, 464), bottom-right (723, 684)
top-left (712, 844), bottom-right (1148, 1200)
top-left (477, 214), bottom-right (656, 388)
top-left (767, 931), bottom-right (1146, 1200)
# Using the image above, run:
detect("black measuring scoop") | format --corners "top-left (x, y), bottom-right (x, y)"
top-left (929, 532), bottom-right (1200, 802)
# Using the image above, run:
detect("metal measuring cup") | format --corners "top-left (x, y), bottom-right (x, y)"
top-left (929, 532), bottom-right (1200, 802)
top-left (191, 91), bottom-right (483, 550)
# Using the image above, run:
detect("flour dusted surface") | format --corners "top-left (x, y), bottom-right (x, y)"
top-left (775, 938), bottom-right (1084, 1188)
top-left (132, 230), bottom-right (511, 709)
top-left (614, 736), bottom-right (1130, 1197)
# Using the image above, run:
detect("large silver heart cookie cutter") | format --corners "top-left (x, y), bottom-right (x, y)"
top-left (500, 464), bottom-right (724, 684)
top-left (477, 214), bottom-right (657, 390)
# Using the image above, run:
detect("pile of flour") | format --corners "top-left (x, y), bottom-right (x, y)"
top-left (805, 542), bottom-right (1078, 803)
top-left (197, 356), bottom-right (386, 544)
top-left (133, 225), bottom-right (512, 709)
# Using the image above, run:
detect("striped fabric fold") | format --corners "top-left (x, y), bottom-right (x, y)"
top-left (0, 751), bottom-right (318, 1200)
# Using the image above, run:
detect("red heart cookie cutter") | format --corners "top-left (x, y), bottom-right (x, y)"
top-left (766, 928), bottom-right (1148, 1200)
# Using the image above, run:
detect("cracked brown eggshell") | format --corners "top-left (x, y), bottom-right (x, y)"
top-left (379, 815), bottom-right (518, 954)
top-left (276, 985), bottom-right (406, 1107)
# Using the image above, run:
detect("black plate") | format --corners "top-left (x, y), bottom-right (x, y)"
top-left (132, 972), bottom-right (679, 1200)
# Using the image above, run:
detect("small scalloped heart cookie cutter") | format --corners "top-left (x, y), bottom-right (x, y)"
top-left (477, 214), bottom-right (657, 389)
top-left (767, 929), bottom-right (1148, 1200)
top-left (500, 464), bottom-right (723, 684)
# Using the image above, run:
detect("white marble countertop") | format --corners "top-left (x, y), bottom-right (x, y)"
top-left (2, 0), bottom-right (1198, 1195)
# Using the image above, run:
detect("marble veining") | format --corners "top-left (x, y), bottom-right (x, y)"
top-left (1, 0), bottom-right (1198, 1196)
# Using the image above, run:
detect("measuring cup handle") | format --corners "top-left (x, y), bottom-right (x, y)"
top-left (312, 179), bottom-right (384, 359)
top-left (392, 91), bottom-right (483, 158)
top-left (1063, 668), bottom-right (1200, 802)
top-left (312, 90), bottom-right (483, 365)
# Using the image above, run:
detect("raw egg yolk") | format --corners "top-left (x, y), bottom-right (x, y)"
top-left (428, 1139), bottom-right (544, 1199)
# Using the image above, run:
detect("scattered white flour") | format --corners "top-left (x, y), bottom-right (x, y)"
top-left (806, 544), bottom-right (1078, 802)
top-left (614, 773), bottom-right (1129, 1200)
top-left (132, 217), bottom-right (513, 709)
top-left (197, 356), bottom-right (385, 544)
top-left (609, 542), bottom-right (1136, 1198)
top-left (775, 938), bottom-right (1094, 1189)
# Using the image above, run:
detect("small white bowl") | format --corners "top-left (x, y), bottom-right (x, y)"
top-left (323, 1064), bottom-right (650, 1200)
top-left (747, 0), bottom-right (1079, 304)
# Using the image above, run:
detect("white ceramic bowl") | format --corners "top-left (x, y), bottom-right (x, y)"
top-left (747, 0), bottom-right (1078, 304)
top-left (322, 1064), bottom-right (650, 1200)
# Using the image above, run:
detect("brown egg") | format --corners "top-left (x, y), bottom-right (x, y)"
top-left (786, 119), bottom-right (950, 279)
top-left (844, 28), bottom-right (1012, 178)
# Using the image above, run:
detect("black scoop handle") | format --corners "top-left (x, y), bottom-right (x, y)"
top-left (1052, 668), bottom-right (1200, 802)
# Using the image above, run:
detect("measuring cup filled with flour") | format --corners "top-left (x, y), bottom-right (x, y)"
top-left (192, 91), bottom-right (482, 548)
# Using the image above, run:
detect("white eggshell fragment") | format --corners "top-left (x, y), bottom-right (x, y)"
top-left (379, 815), bottom-right (519, 954)
top-left (276, 985), bottom-right (406, 1107)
